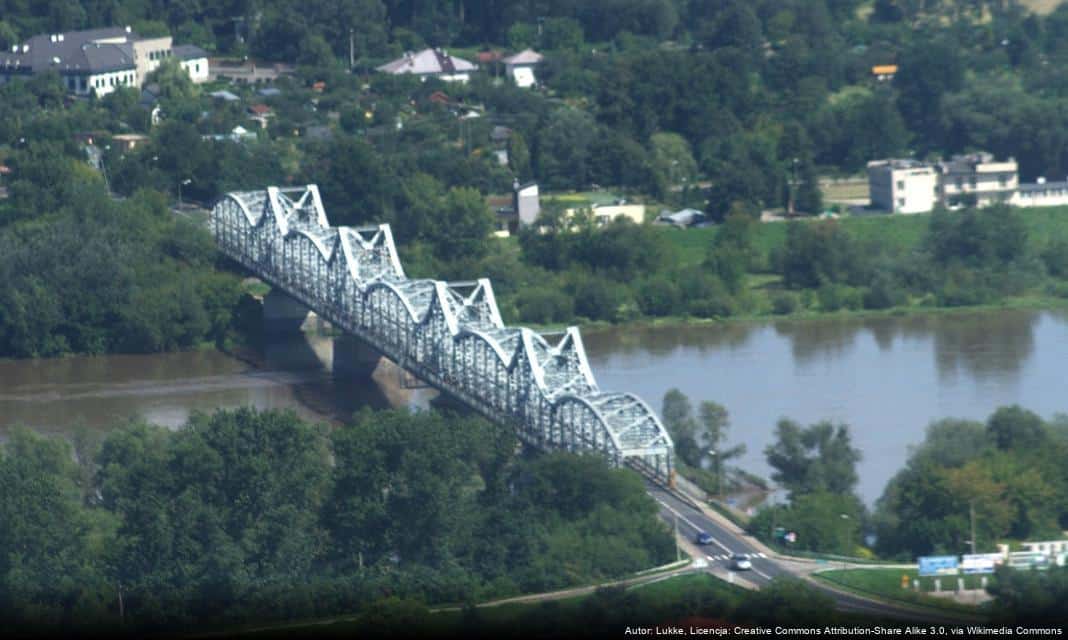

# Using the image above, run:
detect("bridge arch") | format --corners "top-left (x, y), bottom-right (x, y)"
top-left (208, 185), bottom-right (675, 482)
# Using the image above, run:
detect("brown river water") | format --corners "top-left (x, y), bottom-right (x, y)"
top-left (2, 308), bottom-right (1066, 504)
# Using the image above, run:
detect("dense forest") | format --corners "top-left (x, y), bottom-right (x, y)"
top-left (0, 408), bottom-right (673, 631)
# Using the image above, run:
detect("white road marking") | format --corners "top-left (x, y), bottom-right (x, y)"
top-left (655, 498), bottom-right (733, 554)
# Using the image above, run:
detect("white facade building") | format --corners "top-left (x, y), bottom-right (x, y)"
top-left (867, 153), bottom-right (1045, 213)
top-left (1011, 178), bottom-right (1068, 208)
top-left (937, 152), bottom-right (1018, 207)
top-left (0, 27), bottom-right (208, 96)
top-left (867, 159), bottom-right (940, 214)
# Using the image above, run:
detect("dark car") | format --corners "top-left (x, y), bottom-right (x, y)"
top-left (695, 531), bottom-right (714, 545)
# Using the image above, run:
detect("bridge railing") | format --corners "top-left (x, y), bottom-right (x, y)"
top-left (209, 185), bottom-right (675, 481)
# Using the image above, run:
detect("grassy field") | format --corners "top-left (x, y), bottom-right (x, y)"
top-left (816, 568), bottom-right (990, 614)
top-left (1022, 0), bottom-right (1065, 15)
top-left (660, 205), bottom-right (1068, 269)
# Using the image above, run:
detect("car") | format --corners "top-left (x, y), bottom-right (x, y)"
top-left (695, 531), bottom-right (714, 545)
top-left (729, 554), bottom-right (752, 571)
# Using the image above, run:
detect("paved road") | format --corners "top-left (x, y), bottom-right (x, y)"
top-left (648, 484), bottom-right (982, 624)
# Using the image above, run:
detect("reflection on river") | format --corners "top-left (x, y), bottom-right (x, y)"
top-left (581, 309), bottom-right (1068, 504)
top-left (0, 333), bottom-right (434, 440)
top-left (2, 308), bottom-right (1066, 504)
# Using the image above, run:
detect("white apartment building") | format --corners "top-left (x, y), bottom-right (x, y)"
top-left (867, 159), bottom-right (940, 214)
top-left (937, 152), bottom-right (1018, 207)
top-left (869, 153), bottom-right (1025, 214)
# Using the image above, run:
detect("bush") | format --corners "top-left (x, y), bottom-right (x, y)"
top-left (572, 276), bottom-right (633, 322)
top-left (771, 291), bottom-right (799, 315)
top-left (688, 295), bottom-right (737, 318)
top-left (636, 277), bottom-right (682, 316)
top-left (863, 273), bottom-right (907, 310)
top-left (817, 283), bottom-right (861, 312)
top-left (516, 287), bottom-right (574, 324)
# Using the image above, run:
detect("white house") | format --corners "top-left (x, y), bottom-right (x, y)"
top-left (376, 48), bottom-right (477, 83)
top-left (174, 44), bottom-right (210, 83)
top-left (502, 49), bottom-right (543, 88)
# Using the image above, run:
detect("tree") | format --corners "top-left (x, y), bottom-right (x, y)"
top-left (508, 131), bottom-right (531, 182)
top-left (649, 132), bottom-right (697, 200)
top-left (428, 187), bottom-right (495, 262)
top-left (698, 401), bottom-right (746, 495)
top-left (146, 58), bottom-right (197, 102)
top-left (661, 389), bottom-right (701, 467)
top-left (765, 419), bottom-right (861, 499)
top-left (986, 405), bottom-right (1048, 451)
top-left (537, 108), bottom-right (597, 190)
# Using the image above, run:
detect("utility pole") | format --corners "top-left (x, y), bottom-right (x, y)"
top-left (349, 28), bottom-right (355, 70)
top-left (787, 157), bottom-right (798, 216)
top-left (970, 500), bottom-right (977, 555)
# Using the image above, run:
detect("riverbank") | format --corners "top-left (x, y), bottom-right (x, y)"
top-left (528, 289), bottom-right (1068, 336)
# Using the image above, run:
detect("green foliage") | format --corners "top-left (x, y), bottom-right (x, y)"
top-left (988, 566), bottom-right (1068, 625)
top-left (660, 390), bottom-right (745, 493)
top-left (765, 419), bottom-right (862, 500)
top-left (0, 407), bottom-right (673, 630)
top-left (771, 291), bottom-right (799, 315)
top-left (749, 492), bottom-right (865, 555)
top-left (0, 185), bottom-right (242, 358)
top-left (875, 408), bottom-right (1068, 559)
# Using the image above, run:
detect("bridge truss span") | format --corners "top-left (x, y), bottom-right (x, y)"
top-left (210, 185), bottom-right (674, 480)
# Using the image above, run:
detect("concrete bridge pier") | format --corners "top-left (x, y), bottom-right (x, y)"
top-left (333, 335), bottom-right (383, 379)
top-left (263, 290), bottom-right (313, 335)
top-left (262, 290), bottom-right (334, 335)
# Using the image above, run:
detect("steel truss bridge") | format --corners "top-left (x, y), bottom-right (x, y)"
top-left (209, 185), bottom-right (674, 481)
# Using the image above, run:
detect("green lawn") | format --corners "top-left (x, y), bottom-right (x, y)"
top-left (659, 205), bottom-right (1068, 269)
top-left (815, 568), bottom-right (991, 614)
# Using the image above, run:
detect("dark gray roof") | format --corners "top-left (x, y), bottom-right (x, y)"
top-left (1019, 181), bottom-right (1068, 193)
top-left (172, 44), bottom-right (208, 60)
top-left (0, 27), bottom-right (136, 74)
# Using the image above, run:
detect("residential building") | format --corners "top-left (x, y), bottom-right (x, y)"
top-left (173, 44), bottom-right (209, 83)
top-left (937, 152), bottom-right (1018, 207)
top-left (1011, 177), bottom-right (1068, 208)
top-left (502, 49), bottom-right (543, 88)
top-left (376, 48), bottom-right (477, 83)
top-left (869, 153), bottom-right (1024, 213)
top-left (867, 159), bottom-right (939, 214)
top-left (515, 182), bottom-right (541, 226)
top-left (209, 58), bottom-right (294, 84)
top-left (0, 26), bottom-right (208, 96)
top-left (565, 202), bottom-right (646, 227)
top-left (111, 133), bottom-right (149, 151)
top-left (871, 64), bottom-right (897, 81)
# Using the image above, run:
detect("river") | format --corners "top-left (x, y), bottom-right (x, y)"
top-left (2, 308), bottom-right (1066, 504)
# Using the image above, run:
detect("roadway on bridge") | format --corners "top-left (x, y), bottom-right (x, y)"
top-left (648, 484), bottom-right (980, 624)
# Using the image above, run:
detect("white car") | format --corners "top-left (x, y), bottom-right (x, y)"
top-left (729, 554), bottom-right (752, 571)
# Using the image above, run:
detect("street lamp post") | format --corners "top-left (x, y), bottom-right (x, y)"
top-left (839, 513), bottom-right (851, 569)
top-left (178, 178), bottom-right (192, 210)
